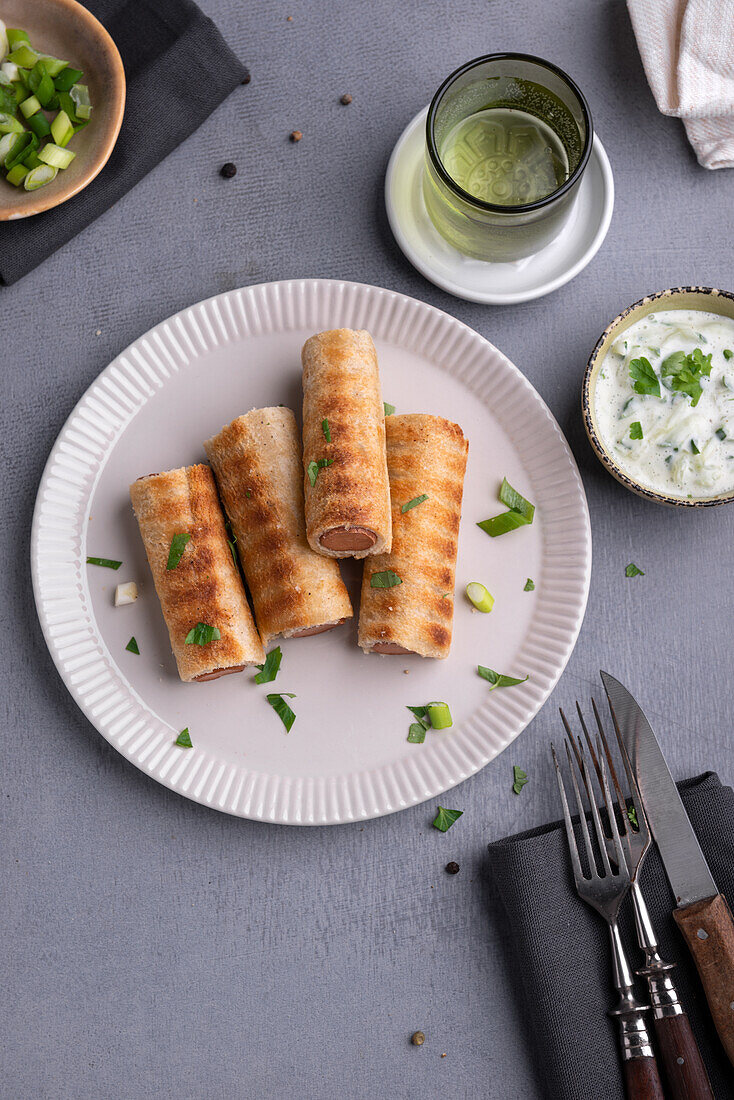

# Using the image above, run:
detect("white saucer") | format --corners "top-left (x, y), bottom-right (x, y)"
top-left (385, 106), bottom-right (614, 305)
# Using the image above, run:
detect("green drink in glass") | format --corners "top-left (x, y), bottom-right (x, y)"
top-left (423, 54), bottom-right (593, 262)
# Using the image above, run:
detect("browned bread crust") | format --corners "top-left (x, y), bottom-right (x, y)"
top-left (129, 465), bottom-right (265, 681)
top-left (358, 414), bottom-right (468, 659)
top-left (301, 329), bottom-right (392, 558)
top-left (205, 408), bottom-right (353, 644)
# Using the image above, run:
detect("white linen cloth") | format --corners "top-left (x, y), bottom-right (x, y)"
top-left (627, 0), bottom-right (734, 168)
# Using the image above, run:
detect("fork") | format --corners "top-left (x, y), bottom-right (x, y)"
top-left (552, 717), bottom-right (664, 1099)
top-left (580, 696), bottom-right (714, 1100)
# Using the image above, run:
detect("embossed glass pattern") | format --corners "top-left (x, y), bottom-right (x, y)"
top-left (424, 54), bottom-right (593, 262)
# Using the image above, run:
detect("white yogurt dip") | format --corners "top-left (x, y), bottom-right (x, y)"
top-left (594, 308), bottom-right (734, 499)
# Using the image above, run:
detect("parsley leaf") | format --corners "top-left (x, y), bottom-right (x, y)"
top-left (401, 494), bottom-right (428, 513)
top-left (629, 421), bottom-right (643, 440)
top-left (523, 578), bottom-right (535, 592)
top-left (255, 646), bottom-right (282, 685)
top-left (477, 666), bottom-right (529, 689)
top-left (166, 533), bottom-right (191, 570)
top-left (512, 765), bottom-right (528, 795)
top-left (661, 347), bottom-right (712, 406)
top-left (185, 622), bottom-right (221, 645)
top-left (625, 562), bottom-right (644, 578)
top-left (629, 357), bottom-right (661, 398)
top-left (370, 570), bottom-right (402, 588)
top-left (432, 806), bottom-right (463, 832)
top-left (407, 724), bottom-right (426, 743)
top-left (266, 693), bottom-right (296, 732)
top-left (383, 402), bottom-right (395, 416)
top-left (407, 705), bottom-right (430, 729)
top-left (125, 636), bottom-right (140, 655)
top-left (724, 349), bottom-right (733, 361)
top-left (175, 728), bottom-right (193, 748)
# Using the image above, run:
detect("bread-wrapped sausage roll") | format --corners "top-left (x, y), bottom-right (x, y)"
top-left (302, 329), bottom-right (391, 558)
top-left (358, 414), bottom-right (468, 659)
top-left (204, 408), bottom-right (353, 644)
top-left (129, 465), bottom-right (265, 681)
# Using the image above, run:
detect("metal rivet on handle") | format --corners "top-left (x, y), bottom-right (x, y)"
top-left (697, 928), bottom-right (709, 940)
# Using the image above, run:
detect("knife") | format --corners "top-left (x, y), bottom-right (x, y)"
top-left (602, 671), bottom-right (734, 1071)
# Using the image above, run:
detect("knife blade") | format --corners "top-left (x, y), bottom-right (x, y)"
top-left (601, 670), bottom-right (734, 1069)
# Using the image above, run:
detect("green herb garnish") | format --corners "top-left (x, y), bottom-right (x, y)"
top-left (86, 556), bottom-right (122, 570)
top-left (477, 666), bottom-right (529, 689)
top-left (370, 569), bottom-right (402, 588)
top-left (266, 692), bottom-right (296, 732)
top-left (125, 636), bottom-right (140, 655)
top-left (185, 622), bottom-right (221, 645)
top-left (498, 478), bottom-right (535, 521)
top-left (512, 765), bottom-right (528, 795)
top-left (175, 728), bottom-right (193, 748)
top-left (401, 494), bottom-right (428, 513)
top-left (523, 578), bottom-right (535, 592)
top-left (627, 805), bottom-right (638, 828)
top-left (691, 440), bottom-right (700, 455)
top-left (407, 724), bottom-right (426, 744)
top-left (166, 532), bottom-right (191, 570)
top-left (432, 806), bottom-right (463, 832)
top-left (629, 356), bottom-right (661, 398)
top-left (255, 646), bottom-right (282, 685)
top-left (661, 347), bottom-right (712, 406)
top-left (322, 418), bottom-right (331, 442)
top-left (724, 349), bottom-right (733, 360)
top-left (407, 705), bottom-right (430, 728)
top-left (383, 402), bottom-right (395, 416)
top-left (307, 457), bottom-right (334, 486)
top-left (426, 702), bottom-right (452, 729)
top-left (478, 477), bottom-right (535, 538)
top-left (625, 562), bottom-right (644, 578)
top-left (716, 428), bottom-right (727, 441)
top-left (629, 421), bottom-right (643, 440)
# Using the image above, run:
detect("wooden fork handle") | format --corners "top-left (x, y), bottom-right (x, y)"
top-left (622, 1054), bottom-right (665, 1100)
top-left (674, 893), bottom-right (734, 1067)
top-left (652, 1013), bottom-right (714, 1099)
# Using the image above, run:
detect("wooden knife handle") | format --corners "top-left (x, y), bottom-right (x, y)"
top-left (652, 1013), bottom-right (714, 1099)
top-left (674, 893), bottom-right (734, 1067)
top-left (622, 1055), bottom-right (665, 1100)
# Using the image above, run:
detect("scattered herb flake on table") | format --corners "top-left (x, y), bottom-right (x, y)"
top-left (86, 556), bottom-right (122, 570)
top-left (432, 806), bottom-right (463, 832)
top-left (477, 666), bottom-right (529, 689)
top-left (625, 562), bottom-right (644, 578)
top-left (185, 622), bottom-right (221, 645)
top-left (125, 636), bottom-right (140, 655)
top-left (267, 692), bottom-right (296, 732)
top-left (175, 728), bottom-right (192, 748)
top-left (627, 805), bottom-right (638, 828)
top-left (254, 646), bottom-right (282, 684)
top-left (523, 578), bottom-right (535, 592)
top-left (166, 532), bottom-right (191, 569)
top-left (512, 765), bottom-right (528, 795)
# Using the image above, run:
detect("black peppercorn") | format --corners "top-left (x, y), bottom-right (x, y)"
top-left (411, 1031), bottom-right (425, 1046)
top-left (445, 861), bottom-right (460, 875)
top-left (220, 162), bottom-right (237, 179)
top-left (340, 93), bottom-right (352, 105)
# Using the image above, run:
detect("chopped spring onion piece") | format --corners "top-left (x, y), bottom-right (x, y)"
top-left (383, 402), bottom-right (395, 416)
top-left (184, 622), bottom-right (221, 645)
top-left (23, 150), bottom-right (42, 170)
top-left (401, 494), bottom-right (428, 513)
top-left (114, 581), bottom-right (138, 606)
top-left (53, 66), bottom-right (83, 93)
top-left (523, 578), bottom-right (535, 591)
top-left (5, 131), bottom-right (36, 168)
top-left (322, 418), bottom-right (331, 442)
top-left (498, 478), bottom-right (535, 521)
top-left (0, 130), bottom-right (17, 164)
top-left (370, 569), bottom-right (402, 588)
top-left (477, 510), bottom-right (531, 537)
top-left (266, 692), bottom-right (296, 732)
top-left (254, 646), bottom-right (282, 685)
top-left (5, 161), bottom-right (27, 185)
top-left (7, 45), bottom-right (39, 69)
top-left (125, 636), bottom-right (140, 655)
top-left (38, 142), bottom-right (75, 169)
top-left (1, 61), bottom-right (21, 81)
top-left (625, 562), bottom-right (644, 578)
top-left (175, 728), bottom-right (193, 748)
top-left (0, 111), bottom-right (25, 133)
top-left (426, 702), bottom-right (452, 729)
top-left (166, 532), bottom-right (191, 570)
top-left (86, 556), bottom-right (122, 569)
top-left (34, 73), bottom-right (55, 108)
top-left (7, 28), bottom-right (31, 50)
top-left (477, 665), bottom-right (529, 689)
top-left (70, 83), bottom-right (91, 119)
top-left (27, 112), bottom-right (50, 138)
top-left (19, 93), bottom-right (40, 117)
top-left (432, 806), bottom-right (462, 832)
top-left (466, 581), bottom-right (494, 613)
top-left (51, 109), bottom-right (73, 146)
top-left (0, 20), bottom-right (8, 60)
top-left (407, 723), bottom-right (426, 744)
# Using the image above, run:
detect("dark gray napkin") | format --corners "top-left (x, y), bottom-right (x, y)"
top-left (487, 772), bottom-right (734, 1099)
top-left (0, 0), bottom-right (245, 285)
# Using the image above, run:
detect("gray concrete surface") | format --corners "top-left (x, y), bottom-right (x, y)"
top-left (2, 1), bottom-right (733, 1096)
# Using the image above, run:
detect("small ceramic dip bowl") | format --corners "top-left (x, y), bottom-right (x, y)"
top-left (0, 0), bottom-right (124, 220)
top-left (582, 286), bottom-right (734, 507)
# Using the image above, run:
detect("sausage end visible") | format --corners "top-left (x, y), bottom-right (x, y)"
top-left (319, 526), bottom-right (377, 552)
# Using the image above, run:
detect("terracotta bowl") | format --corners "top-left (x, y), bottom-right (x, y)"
top-left (0, 0), bottom-right (124, 220)
top-left (582, 286), bottom-right (734, 507)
